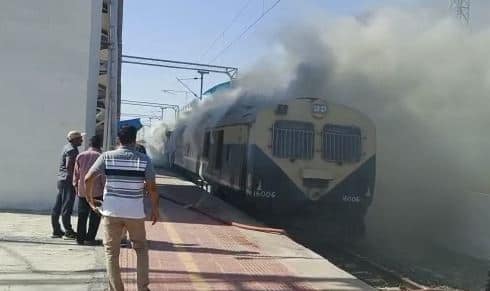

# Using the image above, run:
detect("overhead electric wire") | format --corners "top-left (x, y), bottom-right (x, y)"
top-left (123, 54), bottom-right (236, 70)
top-left (209, 0), bottom-right (282, 63)
top-left (199, 0), bottom-right (253, 61)
top-left (121, 113), bottom-right (160, 119)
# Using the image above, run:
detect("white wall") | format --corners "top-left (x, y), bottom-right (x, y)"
top-left (0, 0), bottom-right (102, 210)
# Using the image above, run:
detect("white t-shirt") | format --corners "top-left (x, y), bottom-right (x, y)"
top-left (87, 147), bottom-right (155, 219)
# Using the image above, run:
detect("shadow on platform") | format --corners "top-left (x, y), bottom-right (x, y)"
top-left (148, 240), bottom-right (259, 256)
top-left (122, 268), bottom-right (363, 291)
top-left (0, 237), bottom-right (81, 247)
top-left (0, 277), bottom-right (106, 286)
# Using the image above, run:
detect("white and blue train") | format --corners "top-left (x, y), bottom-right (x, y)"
top-left (165, 84), bottom-right (376, 240)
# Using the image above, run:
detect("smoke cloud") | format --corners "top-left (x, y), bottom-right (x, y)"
top-left (137, 121), bottom-right (172, 167)
top-left (156, 5), bottom-right (490, 267)
top-left (261, 7), bottom-right (490, 260)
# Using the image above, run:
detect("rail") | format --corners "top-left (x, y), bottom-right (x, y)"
top-left (320, 243), bottom-right (435, 290)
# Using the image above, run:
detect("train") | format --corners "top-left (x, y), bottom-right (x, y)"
top-left (165, 83), bottom-right (376, 240)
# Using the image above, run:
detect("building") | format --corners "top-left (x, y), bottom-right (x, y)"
top-left (0, 0), bottom-right (122, 210)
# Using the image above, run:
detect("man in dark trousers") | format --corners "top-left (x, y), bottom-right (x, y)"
top-left (73, 135), bottom-right (105, 245)
top-left (51, 130), bottom-right (83, 239)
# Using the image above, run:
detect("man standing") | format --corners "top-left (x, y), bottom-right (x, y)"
top-left (135, 143), bottom-right (147, 155)
top-left (51, 130), bottom-right (83, 239)
top-left (119, 142), bottom-right (148, 248)
top-left (85, 126), bottom-right (159, 291)
top-left (73, 135), bottom-right (105, 245)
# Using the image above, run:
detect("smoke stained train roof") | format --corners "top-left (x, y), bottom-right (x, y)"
top-left (186, 81), bottom-right (311, 129)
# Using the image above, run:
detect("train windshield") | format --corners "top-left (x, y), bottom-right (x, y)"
top-left (272, 120), bottom-right (314, 160)
top-left (323, 125), bottom-right (362, 163)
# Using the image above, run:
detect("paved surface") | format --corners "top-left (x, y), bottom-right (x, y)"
top-left (0, 213), bottom-right (106, 291)
top-left (0, 169), bottom-right (373, 290)
top-left (121, 170), bottom-right (373, 290)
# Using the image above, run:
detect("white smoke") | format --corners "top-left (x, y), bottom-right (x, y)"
top-left (167, 5), bottom-right (490, 261)
top-left (137, 121), bottom-right (172, 167)
top-left (263, 7), bottom-right (490, 259)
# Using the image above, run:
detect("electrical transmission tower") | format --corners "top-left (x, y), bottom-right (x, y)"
top-left (450, 0), bottom-right (471, 25)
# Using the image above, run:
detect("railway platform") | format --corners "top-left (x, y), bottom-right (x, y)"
top-left (120, 169), bottom-right (373, 290)
top-left (0, 169), bottom-right (373, 291)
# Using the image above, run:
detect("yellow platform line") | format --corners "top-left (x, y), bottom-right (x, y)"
top-left (160, 212), bottom-right (211, 290)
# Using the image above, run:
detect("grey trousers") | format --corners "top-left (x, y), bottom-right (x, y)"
top-left (51, 180), bottom-right (75, 234)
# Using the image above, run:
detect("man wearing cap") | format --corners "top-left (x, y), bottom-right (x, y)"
top-left (51, 130), bottom-right (84, 239)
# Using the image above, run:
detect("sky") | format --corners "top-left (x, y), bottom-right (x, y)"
top-left (121, 0), bottom-right (381, 123)
top-left (120, 0), bottom-right (485, 124)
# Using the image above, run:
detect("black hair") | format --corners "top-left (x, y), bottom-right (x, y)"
top-left (89, 135), bottom-right (102, 148)
top-left (118, 126), bottom-right (137, 145)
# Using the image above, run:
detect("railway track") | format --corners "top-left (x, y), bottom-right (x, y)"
top-left (322, 244), bottom-right (434, 290)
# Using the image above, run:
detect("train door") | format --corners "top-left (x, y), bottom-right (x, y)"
top-left (199, 131), bottom-right (211, 178)
top-left (207, 126), bottom-right (249, 191)
top-left (207, 129), bottom-right (224, 179)
top-left (221, 125), bottom-right (248, 190)
top-left (214, 130), bottom-right (224, 171)
top-left (237, 126), bottom-right (249, 192)
top-left (174, 125), bottom-right (186, 167)
top-left (202, 131), bottom-right (211, 160)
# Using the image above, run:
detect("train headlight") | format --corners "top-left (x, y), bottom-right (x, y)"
top-left (312, 100), bottom-right (328, 118)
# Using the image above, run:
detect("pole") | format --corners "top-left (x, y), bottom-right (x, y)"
top-left (199, 73), bottom-right (203, 101)
top-left (198, 70), bottom-right (209, 100)
top-left (103, 0), bottom-right (121, 150)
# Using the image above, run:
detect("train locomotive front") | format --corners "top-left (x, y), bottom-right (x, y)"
top-left (167, 96), bottom-right (376, 240)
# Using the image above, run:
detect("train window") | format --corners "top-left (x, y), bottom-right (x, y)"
top-left (272, 121), bottom-right (314, 160)
top-left (323, 125), bottom-right (361, 163)
top-left (202, 131), bottom-right (211, 158)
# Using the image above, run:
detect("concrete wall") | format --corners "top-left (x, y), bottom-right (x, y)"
top-left (0, 0), bottom-right (102, 210)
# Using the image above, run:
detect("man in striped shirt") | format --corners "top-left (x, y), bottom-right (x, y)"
top-left (85, 126), bottom-right (159, 291)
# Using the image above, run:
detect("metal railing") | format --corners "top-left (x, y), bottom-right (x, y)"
top-left (323, 125), bottom-right (361, 163)
top-left (272, 126), bottom-right (314, 160)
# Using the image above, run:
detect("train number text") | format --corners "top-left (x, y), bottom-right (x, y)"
top-left (342, 195), bottom-right (361, 203)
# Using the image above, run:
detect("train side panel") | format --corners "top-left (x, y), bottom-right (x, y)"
top-left (166, 97), bottom-right (376, 239)
top-left (198, 125), bottom-right (249, 192)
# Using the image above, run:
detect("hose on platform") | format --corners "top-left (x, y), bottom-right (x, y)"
top-left (159, 193), bottom-right (287, 235)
